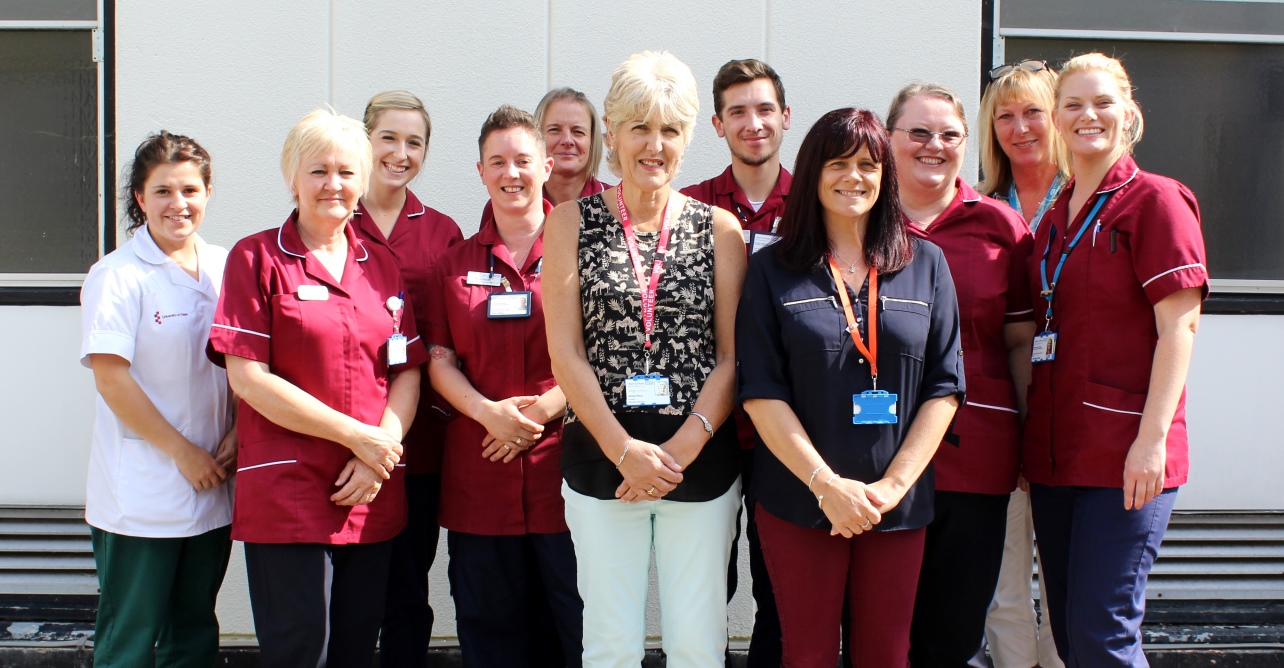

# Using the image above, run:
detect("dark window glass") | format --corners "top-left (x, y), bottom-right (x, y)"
top-left (1001, 0), bottom-right (1284, 37)
top-left (0, 1), bottom-right (97, 22)
top-left (1005, 38), bottom-right (1284, 281)
top-left (0, 30), bottom-right (98, 274)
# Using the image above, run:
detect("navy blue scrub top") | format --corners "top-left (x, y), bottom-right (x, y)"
top-left (736, 237), bottom-right (965, 531)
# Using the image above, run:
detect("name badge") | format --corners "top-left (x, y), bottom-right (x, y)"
top-left (387, 333), bottom-right (408, 365)
top-left (1031, 331), bottom-right (1057, 363)
top-left (297, 284), bottom-right (329, 301)
top-left (852, 390), bottom-right (898, 425)
top-left (466, 271), bottom-right (503, 287)
top-left (624, 374), bottom-right (671, 406)
top-left (487, 291), bottom-right (533, 319)
top-left (749, 231), bottom-right (781, 255)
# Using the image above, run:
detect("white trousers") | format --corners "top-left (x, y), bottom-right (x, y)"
top-left (562, 479), bottom-right (741, 668)
top-left (986, 488), bottom-right (1064, 668)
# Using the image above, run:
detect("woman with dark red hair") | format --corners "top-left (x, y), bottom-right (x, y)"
top-left (735, 107), bottom-right (964, 666)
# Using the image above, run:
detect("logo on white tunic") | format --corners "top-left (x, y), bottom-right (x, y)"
top-left (154, 311), bottom-right (189, 324)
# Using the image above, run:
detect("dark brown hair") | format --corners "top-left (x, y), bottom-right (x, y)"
top-left (712, 58), bottom-right (786, 117)
top-left (478, 104), bottom-right (542, 159)
top-left (775, 108), bottom-right (912, 274)
top-left (122, 131), bottom-right (212, 234)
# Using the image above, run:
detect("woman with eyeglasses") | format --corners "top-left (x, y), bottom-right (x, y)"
top-left (884, 83), bottom-right (1037, 667)
top-left (1024, 52), bottom-right (1205, 667)
top-left (977, 60), bottom-right (1069, 668)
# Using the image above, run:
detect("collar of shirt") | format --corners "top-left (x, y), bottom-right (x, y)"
top-left (477, 198), bottom-right (553, 275)
top-left (905, 177), bottom-right (982, 238)
top-left (131, 226), bottom-right (219, 299)
top-left (543, 174), bottom-right (609, 201)
top-left (712, 164), bottom-right (792, 206)
top-left (277, 210), bottom-right (369, 294)
top-left (352, 189), bottom-right (428, 247)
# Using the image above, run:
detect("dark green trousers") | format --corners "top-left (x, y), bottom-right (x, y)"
top-left (91, 525), bottom-right (232, 668)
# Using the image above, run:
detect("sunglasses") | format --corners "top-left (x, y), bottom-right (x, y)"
top-left (989, 59), bottom-right (1049, 80)
top-left (893, 127), bottom-right (967, 147)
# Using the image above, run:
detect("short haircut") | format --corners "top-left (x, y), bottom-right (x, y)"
top-left (977, 66), bottom-right (1070, 197)
top-left (478, 104), bottom-right (542, 159)
top-left (776, 108), bottom-right (912, 274)
top-left (886, 82), bottom-right (969, 137)
top-left (122, 131), bottom-right (212, 234)
top-left (602, 50), bottom-right (699, 177)
top-left (281, 109), bottom-right (372, 203)
top-left (711, 58), bottom-right (786, 117)
top-left (1057, 52), bottom-right (1145, 158)
top-left (535, 87), bottom-right (604, 178)
top-left (363, 90), bottom-right (432, 142)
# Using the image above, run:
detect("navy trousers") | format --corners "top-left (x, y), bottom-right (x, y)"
top-left (1030, 485), bottom-right (1176, 667)
top-left (380, 473), bottom-right (442, 667)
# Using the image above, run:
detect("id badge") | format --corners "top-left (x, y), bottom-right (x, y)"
top-left (749, 231), bottom-right (781, 254)
top-left (466, 271), bottom-right (503, 287)
top-left (387, 334), bottom-right (408, 365)
top-left (297, 284), bottom-right (329, 301)
top-left (624, 374), bottom-right (671, 406)
top-left (488, 291), bottom-right (533, 319)
top-left (852, 390), bottom-right (898, 425)
top-left (1031, 331), bottom-right (1057, 363)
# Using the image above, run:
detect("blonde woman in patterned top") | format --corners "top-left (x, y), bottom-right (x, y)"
top-left (544, 50), bottom-right (747, 667)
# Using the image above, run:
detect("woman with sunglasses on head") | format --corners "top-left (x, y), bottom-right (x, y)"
top-left (1024, 52), bottom-right (1205, 667)
top-left (885, 83), bottom-right (1037, 668)
top-left (737, 107), bottom-right (963, 667)
top-left (978, 60), bottom-right (1069, 668)
top-left (351, 90), bottom-right (463, 668)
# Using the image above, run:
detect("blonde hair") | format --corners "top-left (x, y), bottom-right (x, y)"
top-left (977, 67), bottom-right (1070, 196)
top-left (281, 109), bottom-right (373, 202)
top-left (886, 82), bottom-right (969, 137)
top-left (363, 90), bottom-right (432, 142)
top-left (602, 51), bottom-right (699, 177)
top-left (535, 87), bottom-right (604, 179)
top-left (1057, 52), bottom-right (1144, 160)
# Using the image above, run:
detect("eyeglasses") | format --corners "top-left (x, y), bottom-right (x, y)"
top-left (989, 59), bottom-right (1049, 80)
top-left (893, 127), bottom-right (967, 146)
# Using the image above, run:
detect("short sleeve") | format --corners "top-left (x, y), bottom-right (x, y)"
top-left (420, 259), bottom-right (454, 351)
top-left (735, 251), bottom-right (793, 404)
top-left (207, 237), bottom-right (273, 368)
top-left (1004, 212), bottom-right (1036, 323)
top-left (393, 272), bottom-right (430, 371)
top-left (79, 258), bottom-right (141, 368)
top-left (919, 247), bottom-right (966, 402)
top-left (1131, 180), bottom-right (1209, 305)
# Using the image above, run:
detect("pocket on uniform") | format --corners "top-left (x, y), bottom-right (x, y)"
top-left (954, 375), bottom-right (1021, 448)
top-left (116, 437), bottom-right (195, 529)
top-left (779, 295), bottom-right (843, 355)
top-left (879, 296), bottom-right (931, 360)
top-left (1080, 381), bottom-right (1147, 447)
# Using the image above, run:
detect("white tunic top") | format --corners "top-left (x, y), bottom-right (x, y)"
top-left (80, 228), bottom-right (233, 537)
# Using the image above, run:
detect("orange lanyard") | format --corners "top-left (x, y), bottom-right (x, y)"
top-left (827, 258), bottom-right (879, 389)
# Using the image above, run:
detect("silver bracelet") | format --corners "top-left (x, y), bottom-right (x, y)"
top-left (689, 411), bottom-right (714, 438)
top-left (807, 466), bottom-right (825, 492)
top-left (615, 438), bottom-right (633, 468)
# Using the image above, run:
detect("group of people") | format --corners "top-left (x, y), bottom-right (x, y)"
top-left (79, 48), bottom-right (1206, 668)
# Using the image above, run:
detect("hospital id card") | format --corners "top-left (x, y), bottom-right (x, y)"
top-left (487, 291), bottom-right (533, 319)
top-left (852, 390), bottom-right (898, 425)
top-left (1031, 331), bottom-right (1057, 363)
top-left (748, 231), bottom-right (781, 255)
top-left (387, 334), bottom-right (408, 365)
top-left (625, 374), bottom-right (671, 407)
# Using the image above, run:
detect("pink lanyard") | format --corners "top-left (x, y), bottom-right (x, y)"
top-left (616, 185), bottom-right (673, 350)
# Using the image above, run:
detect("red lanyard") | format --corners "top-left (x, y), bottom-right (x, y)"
top-left (617, 185), bottom-right (673, 350)
top-left (827, 258), bottom-right (880, 388)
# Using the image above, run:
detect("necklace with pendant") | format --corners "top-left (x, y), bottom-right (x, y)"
top-left (830, 248), bottom-right (860, 274)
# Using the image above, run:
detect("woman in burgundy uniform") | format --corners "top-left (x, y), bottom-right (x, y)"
top-left (208, 109), bottom-right (428, 667)
top-left (1025, 52), bottom-right (1207, 666)
top-left (535, 87), bottom-right (609, 205)
top-left (351, 90), bottom-right (463, 667)
top-left (885, 82), bottom-right (1036, 667)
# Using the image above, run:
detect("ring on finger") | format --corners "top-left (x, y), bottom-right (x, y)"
top-left (503, 444), bottom-right (512, 452)
top-left (861, 520), bottom-right (872, 529)
top-left (646, 486), bottom-right (657, 496)
top-left (516, 437), bottom-right (523, 445)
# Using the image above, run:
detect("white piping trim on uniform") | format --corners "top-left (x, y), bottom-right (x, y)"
top-left (1097, 167), bottom-right (1140, 194)
top-left (1083, 401), bottom-right (1143, 417)
top-left (212, 323), bottom-right (271, 339)
top-left (237, 459), bottom-right (298, 472)
top-left (1006, 308), bottom-right (1034, 316)
top-left (407, 204), bottom-right (427, 218)
top-left (406, 335), bottom-right (421, 346)
top-left (966, 401), bottom-right (1019, 414)
top-left (1142, 263), bottom-right (1205, 288)
top-left (277, 224), bottom-right (306, 259)
top-left (395, 462), bottom-right (407, 467)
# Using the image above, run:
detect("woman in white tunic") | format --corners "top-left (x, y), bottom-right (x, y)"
top-left (79, 131), bottom-right (236, 667)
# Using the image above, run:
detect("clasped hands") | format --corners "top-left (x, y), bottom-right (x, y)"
top-left (614, 437), bottom-right (694, 503)
top-left (337, 422), bottom-right (405, 507)
top-left (477, 395), bottom-right (548, 463)
top-left (817, 476), bottom-right (904, 538)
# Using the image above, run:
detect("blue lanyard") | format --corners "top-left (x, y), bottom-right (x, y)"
top-left (1038, 193), bottom-right (1109, 330)
top-left (488, 250), bottom-right (543, 277)
top-left (1008, 174), bottom-right (1066, 234)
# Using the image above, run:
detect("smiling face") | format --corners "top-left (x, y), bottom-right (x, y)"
top-left (293, 146), bottom-right (364, 226)
top-left (368, 108), bottom-right (427, 191)
top-left (890, 94), bottom-right (966, 195)
top-left (1055, 69), bottom-right (1135, 164)
top-left (542, 98), bottom-right (593, 180)
top-left (477, 126), bottom-right (553, 217)
top-left (993, 95), bottom-right (1054, 172)
top-left (608, 113), bottom-right (686, 191)
top-left (135, 161), bottom-right (210, 254)
top-left (713, 77), bottom-right (790, 167)
top-left (818, 144), bottom-right (882, 228)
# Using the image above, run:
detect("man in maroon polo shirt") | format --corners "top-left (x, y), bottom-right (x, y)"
top-left (680, 58), bottom-right (790, 668)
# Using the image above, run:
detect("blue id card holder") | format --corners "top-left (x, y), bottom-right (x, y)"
top-left (624, 374), bottom-right (671, 406)
top-left (487, 291), bottom-right (533, 318)
top-left (852, 390), bottom-right (898, 424)
top-left (1031, 331), bottom-right (1057, 363)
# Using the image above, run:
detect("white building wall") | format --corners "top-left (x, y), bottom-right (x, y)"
top-left (3, 0), bottom-right (1273, 645)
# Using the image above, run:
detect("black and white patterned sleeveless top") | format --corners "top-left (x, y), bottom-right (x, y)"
top-left (566, 192), bottom-right (716, 421)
